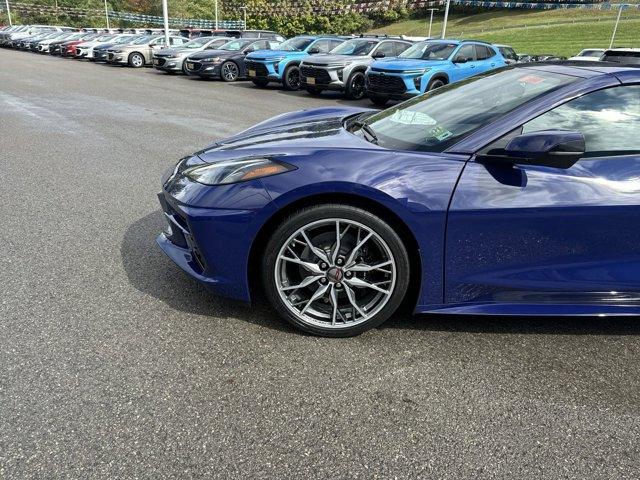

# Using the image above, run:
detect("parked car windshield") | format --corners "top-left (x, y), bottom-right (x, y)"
top-left (113, 35), bottom-right (136, 44)
top-left (181, 37), bottom-right (214, 48)
top-left (130, 35), bottom-right (153, 45)
top-left (331, 39), bottom-right (378, 56)
top-left (601, 51), bottom-right (640, 65)
top-left (579, 49), bottom-right (604, 58)
top-left (277, 37), bottom-right (314, 52)
top-left (219, 39), bottom-right (251, 51)
top-left (356, 68), bottom-right (578, 152)
top-left (400, 41), bottom-right (457, 60)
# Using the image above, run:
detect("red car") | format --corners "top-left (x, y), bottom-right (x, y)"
top-left (59, 33), bottom-right (97, 57)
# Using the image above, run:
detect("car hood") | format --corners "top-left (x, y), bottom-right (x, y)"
top-left (94, 43), bottom-right (118, 51)
top-left (195, 106), bottom-right (375, 163)
top-left (247, 49), bottom-right (308, 61)
top-left (370, 57), bottom-right (449, 71)
top-left (117, 43), bottom-right (151, 50)
top-left (303, 54), bottom-right (371, 65)
top-left (186, 49), bottom-right (238, 60)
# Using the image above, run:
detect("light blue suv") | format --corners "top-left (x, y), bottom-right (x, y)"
top-left (245, 35), bottom-right (345, 90)
top-left (365, 39), bottom-right (506, 106)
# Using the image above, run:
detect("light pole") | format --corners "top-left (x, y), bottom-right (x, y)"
top-left (4, 0), bottom-right (12, 26)
top-left (240, 6), bottom-right (247, 30)
top-left (610, 4), bottom-right (624, 49)
top-left (214, 0), bottom-right (218, 30)
top-left (427, 8), bottom-right (438, 38)
top-left (441, 0), bottom-right (451, 39)
top-left (104, 0), bottom-right (110, 29)
top-left (161, 0), bottom-right (170, 46)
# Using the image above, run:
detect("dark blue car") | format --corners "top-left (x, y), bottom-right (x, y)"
top-left (157, 64), bottom-right (640, 337)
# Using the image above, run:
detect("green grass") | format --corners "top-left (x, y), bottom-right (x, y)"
top-left (371, 9), bottom-right (640, 57)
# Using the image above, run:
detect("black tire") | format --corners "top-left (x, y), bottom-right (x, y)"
top-left (345, 71), bottom-right (366, 100)
top-left (182, 62), bottom-right (191, 75)
top-left (283, 64), bottom-right (301, 91)
top-left (262, 204), bottom-right (411, 337)
top-left (306, 86), bottom-right (324, 96)
top-left (251, 78), bottom-right (269, 87)
top-left (369, 96), bottom-right (388, 107)
top-left (220, 61), bottom-right (239, 82)
top-left (427, 77), bottom-right (447, 91)
top-left (128, 52), bottom-right (145, 68)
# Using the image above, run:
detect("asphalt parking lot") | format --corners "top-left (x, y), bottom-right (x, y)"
top-left (2, 48), bottom-right (640, 479)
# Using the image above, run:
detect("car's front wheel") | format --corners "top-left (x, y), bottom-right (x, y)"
top-left (221, 61), bottom-right (239, 82)
top-left (263, 205), bottom-right (410, 337)
top-left (283, 64), bottom-right (301, 91)
top-left (427, 77), bottom-right (447, 91)
top-left (128, 52), bottom-right (145, 68)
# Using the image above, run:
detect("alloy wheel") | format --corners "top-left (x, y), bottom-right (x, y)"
top-left (131, 53), bottom-right (144, 68)
top-left (349, 73), bottom-right (366, 99)
top-left (286, 67), bottom-right (300, 90)
top-left (222, 62), bottom-right (238, 81)
top-left (274, 218), bottom-right (397, 329)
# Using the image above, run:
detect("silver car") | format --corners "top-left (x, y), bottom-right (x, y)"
top-left (299, 37), bottom-right (413, 99)
top-left (107, 35), bottom-right (188, 67)
top-left (152, 36), bottom-right (231, 74)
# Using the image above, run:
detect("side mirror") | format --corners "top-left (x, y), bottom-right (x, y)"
top-left (477, 130), bottom-right (585, 169)
top-left (307, 47), bottom-right (320, 54)
top-left (453, 55), bottom-right (467, 63)
top-left (372, 51), bottom-right (386, 59)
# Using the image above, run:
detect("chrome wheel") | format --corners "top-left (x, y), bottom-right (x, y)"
top-left (221, 61), bottom-right (238, 82)
top-left (274, 218), bottom-right (396, 329)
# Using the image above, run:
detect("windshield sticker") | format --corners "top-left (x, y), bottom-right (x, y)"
top-left (427, 126), bottom-right (454, 142)
top-left (391, 110), bottom-right (437, 126)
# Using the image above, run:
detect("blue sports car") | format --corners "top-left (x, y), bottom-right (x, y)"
top-left (157, 63), bottom-right (640, 337)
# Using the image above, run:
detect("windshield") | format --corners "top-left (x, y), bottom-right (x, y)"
top-left (181, 37), bottom-right (212, 48)
top-left (219, 39), bottom-right (250, 51)
top-left (114, 35), bottom-right (136, 44)
top-left (94, 34), bottom-right (113, 42)
top-left (400, 41), bottom-right (457, 60)
top-left (354, 68), bottom-right (578, 152)
top-left (130, 35), bottom-right (153, 45)
top-left (580, 49), bottom-right (604, 58)
top-left (602, 51), bottom-right (640, 65)
top-left (277, 37), bottom-right (314, 52)
top-left (331, 39), bottom-right (378, 56)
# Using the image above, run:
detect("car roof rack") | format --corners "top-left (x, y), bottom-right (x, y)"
top-left (459, 39), bottom-right (493, 45)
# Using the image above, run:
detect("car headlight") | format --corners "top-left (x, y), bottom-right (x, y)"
top-left (184, 158), bottom-right (296, 186)
top-left (111, 49), bottom-right (123, 53)
top-left (404, 68), bottom-right (431, 75)
top-left (271, 56), bottom-right (286, 62)
top-left (201, 56), bottom-right (222, 63)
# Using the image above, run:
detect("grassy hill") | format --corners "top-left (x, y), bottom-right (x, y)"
top-left (371, 9), bottom-right (640, 57)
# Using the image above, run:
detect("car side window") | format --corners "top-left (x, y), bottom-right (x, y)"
top-left (310, 40), bottom-right (331, 53)
top-left (374, 41), bottom-right (396, 58)
top-left (475, 45), bottom-right (493, 60)
top-left (455, 44), bottom-right (476, 62)
top-left (394, 42), bottom-right (411, 56)
top-left (522, 85), bottom-right (640, 156)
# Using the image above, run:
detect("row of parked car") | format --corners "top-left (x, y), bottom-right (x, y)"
top-left (2, 23), bottom-right (638, 106)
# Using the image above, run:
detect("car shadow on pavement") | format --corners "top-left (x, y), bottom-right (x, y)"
top-left (382, 311), bottom-right (640, 336)
top-left (121, 210), bottom-right (294, 333)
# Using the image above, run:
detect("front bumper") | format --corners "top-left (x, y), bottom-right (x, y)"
top-left (300, 65), bottom-right (345, 91)
top-left (93, 50), bottom-right (109, 62)
top-left (184, 60), bottom-right (222, 77)
top-left (245, 60), bottom-right (281, 82)
top-left (365, 70), bottom-right (419, 99)
top-left (156, 190), bottom-right (266, 302)
top-left (153, 56), bottom-right (184, 71)
top-left (107, 52), bottom-right (127, 64)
